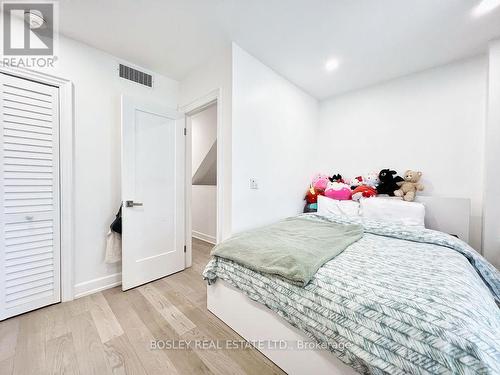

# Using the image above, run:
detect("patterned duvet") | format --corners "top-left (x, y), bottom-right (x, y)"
top-left (203, 214), bottom-right (500, 374)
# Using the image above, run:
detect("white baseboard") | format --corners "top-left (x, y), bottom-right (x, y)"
top-left (73, 272), bottom-right (122, 299)
top-left (192, 230), bottom-right (216, 244)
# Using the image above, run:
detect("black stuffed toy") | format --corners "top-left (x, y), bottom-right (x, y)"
top-left (329, 174), bottom-right (344, 183)
top-left (377, 169), bottom-right (403, 196)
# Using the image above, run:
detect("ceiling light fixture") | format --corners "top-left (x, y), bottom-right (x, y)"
top-left (24, 10), bottom-right (45, 29)
top-left (472, 0), bottom-right (500, 17)
top-left (325, 58), bottom-right (340, 72)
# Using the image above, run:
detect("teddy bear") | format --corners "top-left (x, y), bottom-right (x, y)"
top-left (394, 170), bottom-right (424, 201)
top-left (377, 169), bottom-right (404, 196)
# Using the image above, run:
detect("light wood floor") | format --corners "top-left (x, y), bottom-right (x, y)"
top-left (0, 238), bottom-right (285, 375)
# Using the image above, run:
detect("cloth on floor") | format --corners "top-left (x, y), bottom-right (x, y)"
top-left (105, 229), bottom-right (121, 263)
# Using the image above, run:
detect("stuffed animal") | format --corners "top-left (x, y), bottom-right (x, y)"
top-left (303, 203), bottom-right (318, 213)
top-left (303, 186), bottom-right (324, 213)
top-left (394, 170), bottom-right (424, 201)
top-left (351, 185), bottom-right (377, 201)
top-left (377, 169), bottom-right (404, 196)
top-left (305, 186), bottom-right (322, 204)
top-left (349, 176), bottom-right (364, 189)
top-left (312, 174), bottom-right (329, 191)
top-left (324, 177), bottom-right (352, 200)
top-left (329, 174), bottom-right (344, 183)
top-left (364, 172), bottom-right (380, 188)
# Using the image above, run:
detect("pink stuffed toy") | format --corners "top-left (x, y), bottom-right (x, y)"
top-left (312, 173), bottom-right (329, 191)
top-left (324, 174), bottom-right (352, 200)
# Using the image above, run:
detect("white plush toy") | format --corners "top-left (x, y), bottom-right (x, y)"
top-left (349, 176), bottom-right (364, 188)
top-left (364, 172), bottom-right (380, 188)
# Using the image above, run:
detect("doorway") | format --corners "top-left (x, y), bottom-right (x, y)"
top-left (186, 101), bottom-right (218, 260)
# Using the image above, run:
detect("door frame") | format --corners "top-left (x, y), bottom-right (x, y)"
top-left (180, 88), bottom-right (223, 268)
top-left (0, 64), bottom-right (75, 302)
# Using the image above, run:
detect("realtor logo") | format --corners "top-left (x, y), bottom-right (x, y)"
top-left (2, 2), bottom-right (55, 56)
top-left (2, 1), bottom-right (57, 67)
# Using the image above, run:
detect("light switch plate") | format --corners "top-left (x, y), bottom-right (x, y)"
top-left (250, 178), bottom-right (259, 189)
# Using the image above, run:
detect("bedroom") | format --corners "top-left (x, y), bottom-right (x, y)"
top-left (0, 0), bottom-right (499, 374)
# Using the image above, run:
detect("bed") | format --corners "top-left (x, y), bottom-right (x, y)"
top-left (203, 199), bottom-right (500, 375)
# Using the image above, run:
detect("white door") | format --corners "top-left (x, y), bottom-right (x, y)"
top-left (0, 73), bottom-right (60, 320)
top-left (121, 96), bottom-right (185, 290)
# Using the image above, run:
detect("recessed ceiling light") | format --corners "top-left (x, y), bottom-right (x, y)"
top-left (472, 0), bottom-right (500, 17)
top-left (325, 59), bottom-right (340, 72)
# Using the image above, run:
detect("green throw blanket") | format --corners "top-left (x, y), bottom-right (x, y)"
top-left (210, 216), bottom-right (363, 286)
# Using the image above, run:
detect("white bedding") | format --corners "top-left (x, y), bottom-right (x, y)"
top-left (360, 197), bottom-right (425, 227)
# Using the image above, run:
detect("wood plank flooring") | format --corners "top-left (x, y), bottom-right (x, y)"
top-left (0, 238), bottom-right (285, 375)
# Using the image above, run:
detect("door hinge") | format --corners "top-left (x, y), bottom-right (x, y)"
top-left (183, 128), bottom-right (187, 136)
top-left (184, 245), bottom-right (186, 253)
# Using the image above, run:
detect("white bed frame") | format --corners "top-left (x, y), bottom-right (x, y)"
top-left (207, 197), bottom-right (471, 375)
top-left (208, 280), bottom-right (357, 374)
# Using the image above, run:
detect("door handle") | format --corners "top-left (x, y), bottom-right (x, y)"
top-left (125, 200), bottom-right (143, 207)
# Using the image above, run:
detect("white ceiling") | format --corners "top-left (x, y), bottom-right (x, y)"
top-left (58, 0), bottom-right (500, 99)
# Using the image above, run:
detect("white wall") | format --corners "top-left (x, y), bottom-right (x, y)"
top-left (231, 45), bottom-right (319, 233)
top-left (317, 56), bottom-right (487, 249)
top-left (483, 39), bottom-right (500, 269)
top-left (191, 186), bottom-right (217, 243)
top-left (45, 36), bottom-right (178, 297)
top-left (191, 104), bottom-right (217, 173)
top-left (191, 105), bottom-right (217, 243)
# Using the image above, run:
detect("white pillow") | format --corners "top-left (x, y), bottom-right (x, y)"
top-left (360, 197), bottom-right (425, 227)
top-left (317, 195), bottom-right (360, 218)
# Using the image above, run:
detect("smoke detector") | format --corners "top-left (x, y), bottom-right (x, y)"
top-left (24, 10), bottom-right (45, 29)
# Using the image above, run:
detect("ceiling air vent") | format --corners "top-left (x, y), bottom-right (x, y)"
top-left (119, 64), bottom-right (153, 88)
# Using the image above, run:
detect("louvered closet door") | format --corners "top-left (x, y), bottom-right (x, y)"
top-left (0, 73), bottom-right (60, 320)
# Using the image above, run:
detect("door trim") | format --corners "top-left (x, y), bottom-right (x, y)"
top-left (180, 88), bottom-right (223, 268)
top-left (0, 64), bottom-right (75, 302)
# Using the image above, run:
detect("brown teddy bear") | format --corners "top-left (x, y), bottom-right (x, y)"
top-left (394, 170), bottom-right (424, 201)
